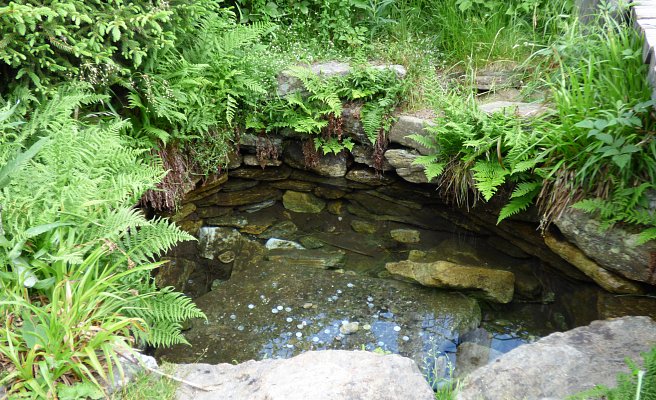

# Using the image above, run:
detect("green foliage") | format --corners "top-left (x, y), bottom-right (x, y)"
top-left (0, 0), bottom-right (220, 91)
top-left (568, 346), bottom-right (656, 400)
top-left (0, 90), bottom-right (204, 396)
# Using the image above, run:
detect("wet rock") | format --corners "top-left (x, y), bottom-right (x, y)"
top-left (597, 293), bottom-right (656, 320)
top-left (455, 342), bottom-right (502, 379)
top-left (265, 238), bottom-right (304, 250)
top-left (385, 260), bottom-right (515, 303)
top-left (313, 186), bottom-right (347, 199)
top-left (351, 220), bottom-right (377, 234)
top-left (289, 169), bottom-right (369, 190)
top-left (342, 103), bottom-right (368, 144)
top-left (479, 101), bottom-right (547, 117)
top-left (194, 206), bottom-right (232, 219)
top-left (199, 227), bottom-right (243, 260)
top-left (345, 167), bottom-right (394, 186)
top-left (339, 321), bottom-right (360, 335)
top-left (221, 179), bottom-right (260, 192)
top-left (229, 165), bottom-right (292, 181)
top-left (157, 241), bottom-right (481, 367)
top-left (384, 149), bottom-right (434, 184)
top-left (284, 142), bottom-right (349, 177)
top-left (174, 350), bottom-right (433, 400)
top-left (283, 191), bottom-right (326, 213)
top-left (156, 258), bottom-right (197, 291)
top-left (544, 231), bottom-right (644, 294)
top-left (270, 180), bottom-right (316, 192)
top-left (259, 220), bottom-right (298, 240)
top-left (390, 229), bottom-right (421, 244)
top-left (456, 317), bottom-right (656, 400)
top-left (177, 219), bottom-right (203, 235)
top-left (243, 155), bottom-right (282, 167)
top-left (266, 249), bottom-right (346, 269)
top-left (183, 173), bottom-right (229, 203)
top-left (351, 145), bottom-right (393, 171)
top-left (218, 251), bottom-right (236, 264)
top-left (387, 115), bottom-right (435, 155)
top-left (486, 236), bottom-right (531, 259)
top-left (241, 224), bottom-right (273, 235)
top-left (327, 201), bottom-right (344, 215)
top-left (170, 203), bottom-right (197, 223)
top-left (198, 186), bottom-right (281, 207)
top-left (299, 236), bottom-right (325, 249)
top-left (555, 208), bottom-right (656, 285)
top-left (206, 215), bottom-right (249, 229)
top-left (238, 199), bottom-right (278, 213)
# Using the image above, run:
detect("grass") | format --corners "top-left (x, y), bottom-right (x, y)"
top-left (110, 363), bottom-right (180, 400)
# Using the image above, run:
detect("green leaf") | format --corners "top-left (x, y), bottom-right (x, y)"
top-left (611, 153), bottom-right (631, 169)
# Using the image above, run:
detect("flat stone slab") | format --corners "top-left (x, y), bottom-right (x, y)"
top-left (456, 316), bottom-right (656, 400)
top-left (387, 115), bottom-right (435, 155)
top-left (175, 350), bottom-right (434, 400)
top-left (478, 101), bottom-right (548, 117)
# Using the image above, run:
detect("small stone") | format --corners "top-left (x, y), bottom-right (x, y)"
top-left (402, 335), bottom-right (410, 341)
top-left (272, 308), bottom-right (279, 314)
top-left (286, 317), bottom-right (293, 323)
top-left (237, 325), bottom-right (245, 331)
top-left (299, 236), bottom-right (325, 249)
top-left (277, 305), bottom-right (284, 311)
top-left (283, 191), bottom-right (326, 213)
top-left (303, 303), bottom-right (313, 309)
top-left (327, 200), bottom-right (344, 215)
top-left (265, 238), bottom-right (305, 250)
top-left (248, 304), bottom-right (255, 309)
top-left (393, 326), bottom-right (401, 332)
top-left (339, 322), bottom-right (360, 335)
top-left (296, 332), bottom-right (303, 338)
top-left (313, 337), bottom-right (320, 342)
top-left (351, 220), bottom-right (377, 234)
top-left (363, 324), bottom-right (372, 330)
top-left (390, 229), bottom-right (421, 244)
top-left (218, 251), bottom-right (236, 264)
top-left (367, 296), bottom-right (374, 302)
top-left (230, 314), bottom-right (237, 320)
top-left (297, 324), bottom-right (304, 329)
top-left (285, 307), bottom-right (292, 312)
top-left (347, 283), bottom-right (354, 288)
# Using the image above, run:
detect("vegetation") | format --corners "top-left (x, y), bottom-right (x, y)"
top-left (0, 0), bottom-right (653, 396)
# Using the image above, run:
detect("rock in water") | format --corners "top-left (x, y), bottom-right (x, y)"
top-left (265, 238), bottom-right (305, 250)
top-left (390, 229), bottom-right (421, 244)
top-left (282, 191), bottom-right (326, 213)
top-left (175, 350), bottom-right (434, 400)
top-left (266, 249), bottom-right (346, 269)
top-left (351, 220), bottom-right (377, 234)
top-left (456, 316), bottom-right (656, 400)
top-left (385, 260), bottom-right (515, 303)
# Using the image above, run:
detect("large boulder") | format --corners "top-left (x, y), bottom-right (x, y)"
top-left (555, 208), bottom-right (656, 285)
top-left (385, 260), bottom-right (515, 303)
top-left (175, 350), bottom-right (434, 400)
top-left (284, 141), bottom-right (350, 177)
top-left (456, 316), bottom-right (656, 400)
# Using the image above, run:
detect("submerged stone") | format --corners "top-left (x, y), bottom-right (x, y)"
top-left (390, 229), bottom-right (421, 244)
top-left (385, 260), bottom-right (515, 303)
top-left (266, 249), bottom-right (346, 270)
top-left (351, 220), bottom-right (377, 234)
top-left (283, 191), bottom-right (326, 213)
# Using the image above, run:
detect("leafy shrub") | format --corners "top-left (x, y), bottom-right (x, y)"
top-left (0, 0), bottom-right (220, 91)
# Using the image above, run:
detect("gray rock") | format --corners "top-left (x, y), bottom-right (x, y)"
top-left (387, 115), bottom-right (435, 155)
top-left (351, 220), bottom-right (377, 234)
top-left (239, 134), bottom-right (283, 153)
top-left (351, 145), bottom-right (393, 171)
top-left (345, 167), bottom-right (394, 186)
top-left (206, 215), bottom-right (249, 229)
top-left (385, 260), bottom-right (515, 303)
top-left (266, 249), bottom-right (346, 269)
top-left (474, 71), bottom-right (521, 91)
top-left (339, 321), bottom-right (360, 335)
top-left (342, 103), bottom-right (368, 144)
top-left (243, 155), bottom-right (283, 167)
top-left (456, 316), bottom-right (656, 400)
top-left (283, 190), bottom-right (326, 213)
top-left (229, 165), bottom-right (292, 181)
top-left (238, 199), bottom-right (278, 213)
top-left (555, 208), bottom-right (656, 285)
top-left (455, 342), bottom-right (502, 379)
top-left (299, 236), bottom-right (325, 249)
top-left (284, 142), bottom-right (350, 177)
top-left (174, 350), bottom-right (433, 400)
top-left (479, 101), bottom-right (548, 117)
top-left (198, 227), bottom-right (243, 260)
top-left (259, 220), bottom-right (299, 240)
top-left (390, 228), bottom-right (421, 244)
top-left (265, 238), bottom-right (305, 250)
top-left (384, 149), bottom-right (435, 184)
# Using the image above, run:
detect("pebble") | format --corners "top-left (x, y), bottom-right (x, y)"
top-left (367, 303), bottom-right (374, 308)
top-left (312, 337), bottom-right (320, 342)
top-left (331, 295), bottom-right (338, 301)
top-left (367, 296), bottom-right (374, 302)
top-left (336, 289), bottom-right (343, 294)
top-left (302, 303), bottom-right (314, 309)
top-left (324, 329), bottom-right (331, 334)
top-left (378, 341), bottom-right (385, 347)
top-left (285, 307), bottom-right (292, 312)
top-left (237, 325), bottom-right (245, 331)
top-left (347, 283), bottom-right (354, 288)
top-left (248, 304), bottom-right (255, 309)
top-left (363, 324), bottom-right (371, 330)
top-left (277, 305), bottom-right (283, 311)
top-left (402, 335), bottom-right (410, 341)
top-left (297, 324), bottom-right (304, 329)
top-left (286, 344), bottom-right (294, 348)
top-left (393, 326), bottom-right (401, 332)
top-left (272, 308), bottom-right (279, 314)
top-left (339, 322), bottom-right (360, 335)
top-left (230, 314), bottom-right (237, 320)
top-left (295, 332), bottom-right (303, 338)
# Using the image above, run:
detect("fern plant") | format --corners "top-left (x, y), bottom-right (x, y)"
top-left (0, 89), bottom-right (204, 396)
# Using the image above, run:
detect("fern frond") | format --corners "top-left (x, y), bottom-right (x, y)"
top-left (472, 160), bottom-right (510, 201)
